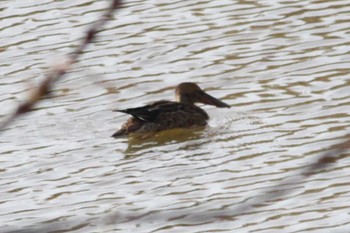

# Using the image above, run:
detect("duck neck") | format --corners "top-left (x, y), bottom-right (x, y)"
top-left (177, 95), bottom-right (195, 105)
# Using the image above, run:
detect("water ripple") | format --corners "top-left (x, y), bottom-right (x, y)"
top-left (1, 0), bottom-right (350, 232)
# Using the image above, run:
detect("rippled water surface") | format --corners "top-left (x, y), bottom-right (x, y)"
top-left (1, 0), bottom-right (350, 232)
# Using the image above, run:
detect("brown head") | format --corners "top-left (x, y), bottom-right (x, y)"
top-left (175, 82), bottom-right (230, 108)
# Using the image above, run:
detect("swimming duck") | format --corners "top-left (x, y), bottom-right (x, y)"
top-left (112, 82), bottom-right (230, 137)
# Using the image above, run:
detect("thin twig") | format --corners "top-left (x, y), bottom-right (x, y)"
top-left (229, 137), bottom-right (350, 215)
top-left (0, 0), bottom-right (122, 133)
top-left (2, 137), bottom-right (349, 233)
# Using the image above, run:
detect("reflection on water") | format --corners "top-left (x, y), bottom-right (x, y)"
top-left (122, 127), bottom-right (206, 157)
top-left (1, 0), bottom-right (350, 232)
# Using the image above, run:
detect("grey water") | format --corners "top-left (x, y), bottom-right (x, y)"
top-left (1, 0), bottom-right (350, 232)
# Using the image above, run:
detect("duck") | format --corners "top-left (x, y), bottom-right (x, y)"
top-left (112, 82), bottom-right (230, 137)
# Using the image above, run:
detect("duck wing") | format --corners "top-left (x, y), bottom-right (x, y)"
top-left (115, 100), bottom-right (181, 122)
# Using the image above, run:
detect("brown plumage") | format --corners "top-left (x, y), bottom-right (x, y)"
top-left (112, 82), bottom-right (230, 138)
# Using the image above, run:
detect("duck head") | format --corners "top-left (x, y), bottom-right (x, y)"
top-left (175, 82), bottom-right (230, 108)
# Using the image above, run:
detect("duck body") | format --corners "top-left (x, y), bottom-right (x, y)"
top-left (112, 100), bottom-right (208, 137)
top-left (112, 82), bottom-right (230, 138)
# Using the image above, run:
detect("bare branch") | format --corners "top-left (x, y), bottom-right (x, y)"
top-left (0, 0), bottom-right (123, 134)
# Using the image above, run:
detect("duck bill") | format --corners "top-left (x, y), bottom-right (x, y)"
top-left (196, 91), bottom-right (230, 108)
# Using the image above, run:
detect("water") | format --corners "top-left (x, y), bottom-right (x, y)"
top-left (1, 0), bottom-right (350, 232)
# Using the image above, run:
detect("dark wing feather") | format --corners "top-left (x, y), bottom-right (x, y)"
top-left (115, 105), bottom-right (156, 121)
top-left (115, 100), bottom-right (179, 122)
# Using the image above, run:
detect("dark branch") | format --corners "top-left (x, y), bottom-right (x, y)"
top-left (0, 0), bottom-right (123, 134)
